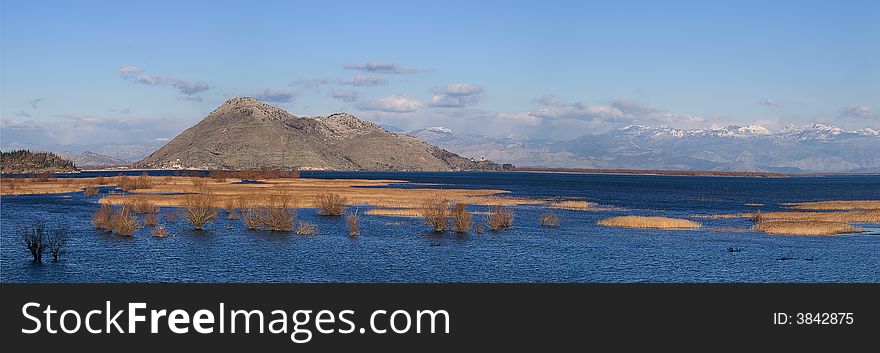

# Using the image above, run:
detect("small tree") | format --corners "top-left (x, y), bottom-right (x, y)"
top-left (46, 226), bottom-right (67, 261)
top-left (21, 222), bottom-right (46, 263)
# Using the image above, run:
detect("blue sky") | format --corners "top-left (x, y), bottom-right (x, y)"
top-left (2, 0), bottom-right (878, 145)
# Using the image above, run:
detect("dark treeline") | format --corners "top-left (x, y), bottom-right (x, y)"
top-left (0, 150), bottom-right (76, 174)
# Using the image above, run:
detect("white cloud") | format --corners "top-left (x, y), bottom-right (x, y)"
top-left (249, 89), bottom-right (296, 103)
top-left (119, 64), bottom-right (142, 79)
top-left (337, 75), bottom-right (388, 87)
top-left (329, 90), bottom-right (362, 103)
top-left (525, 97), bottom-right (709, 135)
top-left (842, 105), bottom-right (876, 119)
top-left (534, 96), bottom-right (569, 107)
top-left (119, 64), bottom-right (209, 97)
top-left (758, 98), bottom-right (780, 108)
top-left (2, 115), bottom-right (189, 145)
top-left (166, 77), bottom-right (209, 95)
top-left (28, 98), bottom-right (43, 109)
top-left (289, 78), bottom-right (330, 89)
top-left (15, 111), bottom-right (32, 117)
top-left (343, 61), bottom-right (416, 74)
top-left (429, 83), bottom-right (485, 108)
top-left (359, 95), bottom-right (423, 113)
top-left (135, 74), bottom-right (162, 86)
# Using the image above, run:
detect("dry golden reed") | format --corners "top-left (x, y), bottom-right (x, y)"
top-left (753, 220), bottom-right (861, 236)
top-left (597, 216), bottom-right (700, 229)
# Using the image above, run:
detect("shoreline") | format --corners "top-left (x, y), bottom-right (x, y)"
top-left (3, 167), bottom-right (880, 179)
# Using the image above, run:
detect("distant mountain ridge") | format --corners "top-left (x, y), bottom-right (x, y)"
top-left (56, 151), bottom-right (128, 169)
top-left (1, 140), bottom-right (167, 163)
top-left (409, 123), bottom-right (880, 173)
top-left (135, 97), bottom-right (503, 171)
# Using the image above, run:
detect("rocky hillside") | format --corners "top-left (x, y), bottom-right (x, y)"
top-left (135, 97), bottom-right (502, 171)
top-left (56, 151), bottom-right (128, 169)
top-left (0, 150), bottom-right (77, 174)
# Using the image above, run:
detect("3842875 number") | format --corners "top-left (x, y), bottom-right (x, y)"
top-left (795, 312), bottom-right (854, 325)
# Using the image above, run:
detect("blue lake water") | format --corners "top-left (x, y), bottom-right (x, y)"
top-left (2, 171), bottom-right (879, 283)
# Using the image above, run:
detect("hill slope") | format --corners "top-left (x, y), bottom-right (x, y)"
top-left (135, 97), bottom-right (502, 171)
top-left (0, 150), bottom-right (77, 174)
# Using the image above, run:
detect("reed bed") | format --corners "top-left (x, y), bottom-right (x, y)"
top-left (95, 176), bottom-right (531, 211)
top-left (550, 200), bottom-right (596, 211)
top-left (756, 210), bottom-right (880, 223)
top-left (365, 208), bottom-right (423, 217)
top-left (753, 220), bottom-right (861, 236)
top-left (784, 200), bottom-right (880, 211)
top-left (597, 216), bottom-right (700, 229)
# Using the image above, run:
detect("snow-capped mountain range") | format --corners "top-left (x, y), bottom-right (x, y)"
top-left (408, 123), bottom-right (880, 173)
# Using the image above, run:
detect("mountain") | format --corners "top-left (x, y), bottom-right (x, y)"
top-left (0, 140), bottom-right (167, 163)
top-left (410, 123), bottom-right (880, 173)
top-left (408, 127), bottom-right (594, 168)
top-left (56, 151), bottom-right (128, 169)
top-left (0, 150), bottom-right (77, 174)
top-left (135, 97), bottom-right (503, 171)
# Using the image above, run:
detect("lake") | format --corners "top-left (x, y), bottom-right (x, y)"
top-left (2, 171), bottom-right (879, 282)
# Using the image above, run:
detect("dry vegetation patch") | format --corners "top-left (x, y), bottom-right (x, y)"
top-left (597, 216), bottom-right (700, 230)
top-left (550, 200), bottom-right (596, 211)
top-left (784, 200), bottom-right (880, 211)
top-left (753, 220), bottom-right (861, 236)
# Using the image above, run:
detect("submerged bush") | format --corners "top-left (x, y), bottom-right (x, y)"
top-left (129, 195), bottom-right (159, 214)
top-left (83, 185), bottom-right (100, 196)
top-left (46, 226), bottom-right (67, 261)
top-left (317, 192), bottom-right (347, 216)
top-left (111, 206), bottom-right (139, 236)
top-left (183, 189), bottom-right (217, 230)
top-left (258, 195), bottom-right (296, 232)
top-left (540, 209), bottom-right (560, 227)
top-left (21, 222), bottom-right (47, 263)
top-left (420, 197), bottom-right (449, 232)
top-left (92, 204), bottom-right (113, 231)
top-left (224, 199), bottom-right (239, 220)
top-left (346, 211), bottom-right (360, 237)
top-left (486, 206), bottom-right (514, 231)
top-left (296, 223), bottom-right (318, 236)
top-left (451, 203), bottom-right (472, 234)
top-left (151, 224), bottom-right (173, 238)
top-left (143, 213), bottom-right (158, 226)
